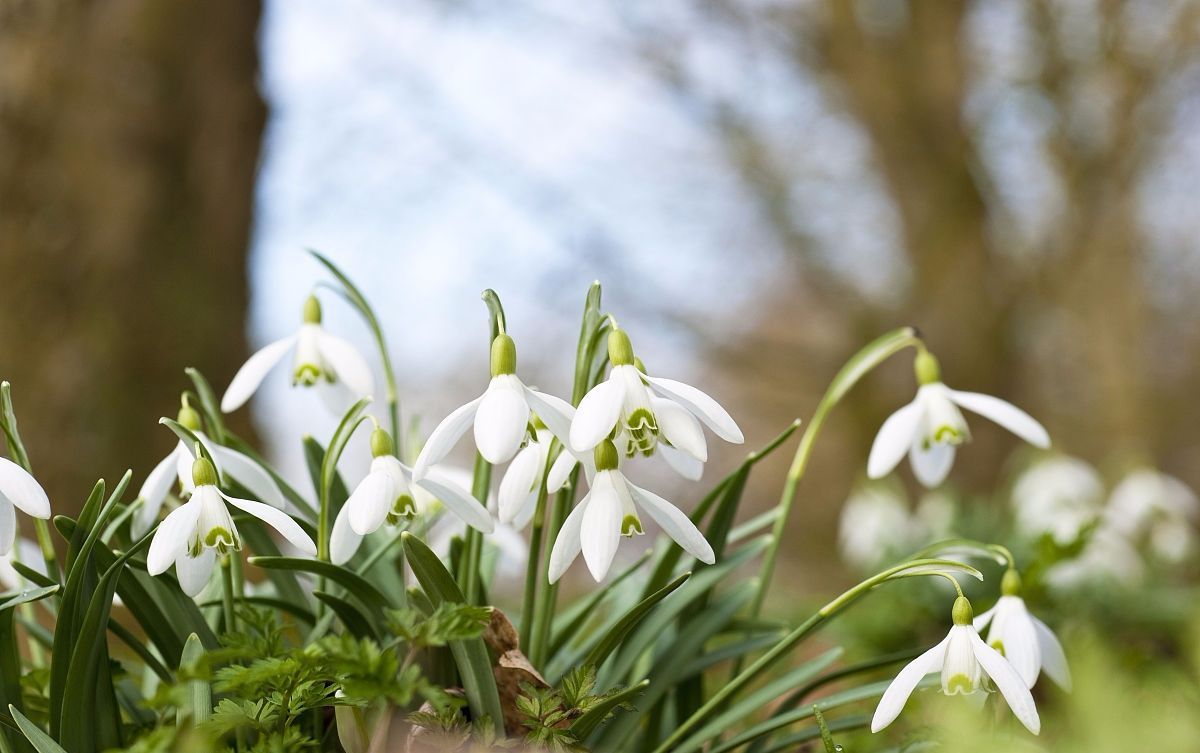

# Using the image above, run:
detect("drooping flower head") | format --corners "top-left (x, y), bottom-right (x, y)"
top-left (872, 595), bottom-right (1040, 735)
top-left (1010, 455), bottom-right (1104, 546)
top-left (413, 333), bottom-right (574, 478)
top-left (974, 570), bottom-right (1071, 691)
top-left (330, 427), bottom-right (493, 564)
top-left (868, 350), bottom-right (1050, 487)
top-left (0, 459), bottom-right (51, 557)
top-left (569, 327), bottom-right (743, 480)
top-left (221, 294), bottom-right (374, 414)
top-left (134, 399), bottom-right (287, 538)
top-left (148, 455), bottom-right (316, 596)
top-left (548, 440), bottom-right (714, 583)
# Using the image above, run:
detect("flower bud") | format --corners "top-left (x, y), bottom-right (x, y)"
top-left (593, 440), bottom-right (619, 472)
top-left (951, 595), bottom-right (974, 626)
top-left (914, 349), bottom-right (941, 385)
top-left (1001, 568), bottom-right (1022, 596)
top-left (608, 329), bottom-right (635, 366)
top-left (177, 404), bottom-right (202, 432)
top-left (192, 456), bottom-right (218, 488)
top-left (302, 294), bottom-right (322, 324)
top-left (369, 427), bottom-right (394, 458)
top-left (490, 334), bottom-right (517, 377)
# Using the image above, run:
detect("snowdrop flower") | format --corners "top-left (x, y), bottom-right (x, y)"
top-left (1105, 469), bottom-right (1198, 562)
top-left (838, 483), bottom-right (918, 570)
top-left (497, 421), bottom-right (586, 529)
top-left (0, 538), bottom-right (45, 591)
top-left (413, 334), bottom-right (575, 477)
top-left (1045, 524), bottom-right (1144, 589)
top-left (568, 328), bottom-right (743, 479)
top-left (548, 440), bottom-right (714, 583)
top-left (872, 596), bottom-right (1040, 735)
top-left (147, 455), bottom-right (316, 596)
top-left (0, 459), bottom-right (51, 557)
top-left (868, 351), bottom-right (1050, 488)
top-left (133, 403), bottom-right (287, 538)
top-left (330, 428), bottom-right (492, 565)
top-left (1011, 455), bottom-right (1104, 545)
top-left (220, 294), bottom-right (374, 414)
top-left (973, 570), bottom-right (1071, 691)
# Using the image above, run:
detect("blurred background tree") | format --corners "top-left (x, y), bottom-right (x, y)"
top-left (0, 0), bottom-right (263, 507)
top-left (2, 0), bottom-right (1199, 592)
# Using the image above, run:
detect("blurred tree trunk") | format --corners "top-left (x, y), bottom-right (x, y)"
top-left (0, 0), bottom-right (264, 511)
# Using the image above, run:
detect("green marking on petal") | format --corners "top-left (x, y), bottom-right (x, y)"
top-left (945, 674), bottom-right (975, 695)
top-left (621, 515), bottom-right (644, 537)
top-left (293, 363), bottom-right (322, 386)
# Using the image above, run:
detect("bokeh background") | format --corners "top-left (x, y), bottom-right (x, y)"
top-left (5, 0), bottom-right (1199, 590)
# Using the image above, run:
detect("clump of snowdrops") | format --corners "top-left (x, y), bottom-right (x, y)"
top-left (0, 252), bottom-right (1070, 752)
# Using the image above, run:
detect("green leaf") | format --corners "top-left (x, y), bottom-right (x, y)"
top-left (313, 591), bottom-right (379, 640)
top-left (177, 633), bottom-right (211, 727)
top-left (591, 589), bottom-right (751, 749)
top-left (0, 586), bottom-right (58, 612)
top-left (402, 533), bottom-right (504, 737)
top-left (247, 556), bottom-right (391, 619)
top-left (664, 647), bottom-right (844, 753)
top-left (710, 679), bottom-right (934, 753)
top-left (158, 418), bottom-right (212, 466)
top-left (600, 538), bottom-right (769, 688)
top-left (569, 679), bottom-right (648, 740)
top-left (756, 714), bottom-right (871, 753)
top-left (548, 549), bottom-right (650, 659)
top-left (583, 571), bottom-right (690, 670)
top-left (8, 705), bottom-right (66, 753)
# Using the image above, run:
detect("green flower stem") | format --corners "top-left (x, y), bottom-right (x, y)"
top-left (656, 558), bottom-right (962, 753)
top-left (519, 450), bottom-right (554, 649)
top-left (310, 250), bottom-right (404, 458)
top-left (221, 555), bottom-right (237, 634)
top-left (750, 328), bottom-right (922, 618)
top-left (458, 452), bottom-right (493, 605)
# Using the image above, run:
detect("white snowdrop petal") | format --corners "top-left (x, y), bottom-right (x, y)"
top-left (221, 335), bottom-right (297, 412)
top-left (329, 507), bottom-right (364, 565)
top-left (546, 450), bottom-right (579, 493)
top-left (413, 397), bottom-right (482, 480)
top-left (523, 388), bottom-right (576, 445)
top-left (652, 397), bottom-right (707, 462)
top-left (867, 401), bottom-right (922, 479)
top-left (871, 635), bottom-right (949, 732)
top-left (643, 374), bottom-right (743, 444)
top-left (969, 631), bottom-right (1041, 734)
top-left (581, 474), bottom-right (622, 581)
top-left (317, 331), bottom-right (375, 398)
top-left (207, 441), bottom-right (287, 510)
top-left (994, 601), bottom-right (1042, 688)
top-left (346, 471), bottom-right (395, 536)
top-left (1031, 616), bottom-right (1072, 691)
top-left (134, 447), bottom-right (182, 538)
top-left (415, 469), bottom-right (494, 534)
top-left (972, 605), bottom-right (997, 632)
top-left (0, 501), bottom-right (15, 557)
top-left (147, 499), bottom-right (202, 575)
top-left (657, 443), bottom-right (705, 481)
top-left (548, 493), bottom-right (589, 584)
top-left (910, 441), bottom-right (956, 488)
top-left (948, 390), bottom-right (1050, 449)
top-left (220, 492), bottom-right (316, 556)
top-left (570, 377), bottom-right (625, 452)
top-left (498, 444), bottom-right (543, 526)
top-left (627, 480), bottom-right (714, 564)
top-left (474, 377), bottom-right (530, 465)
top-left (175, 549), bottom-right (217, 597)
top-left (0, 458), bottom-right (50, 519)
